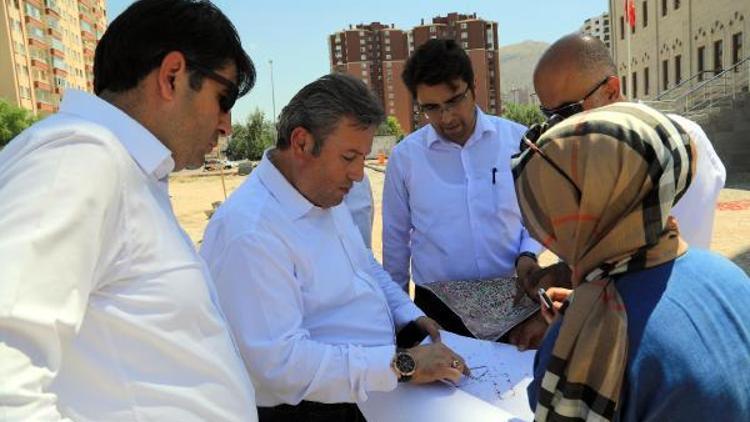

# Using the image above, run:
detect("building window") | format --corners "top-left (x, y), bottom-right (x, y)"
top-left (674, 0), bottom-right (680, 9)
top-left (697, 46), bottom-right (705, 81)
top-left (662, 0), bottom-right (667, 16)
top-left (732, 32), bottom-right (743, 67)
top-left (620, 16), bottom-right (625, 40)
top-left (662, 59), bottom-right (669, 90)
top-left (621, 74), bottom-right (627, 96)
top-left (644, 67), bottom-right (650, 96)
top-left (642, 1), bottom-right (648, 27)
top-left (632, 72), bottom-right (638, 99)
top-left (675, 55), bottom-right (682, 85)
top-left (714, 39), bottom-right (723, 73)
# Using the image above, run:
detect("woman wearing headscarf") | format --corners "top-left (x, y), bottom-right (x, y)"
top-left (514, 102), bottom-right (750, 421)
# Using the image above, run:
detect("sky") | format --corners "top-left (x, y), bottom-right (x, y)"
top-left (105, 0), bottom-right (608, 123)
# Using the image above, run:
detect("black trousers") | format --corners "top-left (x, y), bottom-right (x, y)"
top-left (257, 321), bottom-right (430, 421)
top-left (258, 401), bottom-right (366, 422)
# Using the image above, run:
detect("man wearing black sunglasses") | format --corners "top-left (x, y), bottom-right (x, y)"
top-left (0, 1), bottom-right (260, 420)
top-left (519, 33), bottom-right (726, 299)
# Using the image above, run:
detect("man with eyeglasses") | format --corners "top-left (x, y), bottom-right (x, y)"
top-left (382, 39), bottom-right (545, 349)
top-left (519, 32), bottom-right (726, 297)
top-left (0, 1), bottom-right (259, 420)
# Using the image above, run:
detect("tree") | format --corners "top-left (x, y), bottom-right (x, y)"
top-left (501, 102), bottom-right (545, 128)
top-left (0, 99), bottom-right (38, 148)
top-left (225, 108), bottom-right (275, 161)
top-left (375, 116), bottom-right (405, 140)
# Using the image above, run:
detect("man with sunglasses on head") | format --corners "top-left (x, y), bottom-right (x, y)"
top-left (382, 39), bottom-right (545, 349)
top-left (0, 1), bottom-right (259, 420)
top-left (519, 32), bottom-right (726, 297)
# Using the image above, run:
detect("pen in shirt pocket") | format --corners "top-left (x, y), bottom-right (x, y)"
top-left (492, 167), bottom-right (497, 185)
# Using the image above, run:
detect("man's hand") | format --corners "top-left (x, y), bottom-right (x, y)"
top-left (507, 312), bottom-right (548, 351)
top-left (407, 342), bottom-right (469, 385)
top-left (516, 262), bottom-right (572, 304)
top-left (415, 316), bottom-right (442, 342)
top-left (540, 287), bottom-right (572, 324)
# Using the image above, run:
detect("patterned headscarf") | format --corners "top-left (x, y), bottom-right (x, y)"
top-left (512, 102), bottom-right (696, 421)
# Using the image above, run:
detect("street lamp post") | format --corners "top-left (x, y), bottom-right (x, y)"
top-left (269, 59), bottom-right (277, 138)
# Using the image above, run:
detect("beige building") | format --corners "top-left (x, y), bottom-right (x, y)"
top-left (609, 0), bottom-right (748, 100)
top-left (0, 0), bottom-right (107, 115)
top-left (581, 12), bottom-right (612, 50)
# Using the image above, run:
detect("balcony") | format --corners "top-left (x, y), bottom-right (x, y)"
top-left (79, 13), bottom-right (94, 26)
top-left (28, 37), bottom-right (48, 49)
top-left (36, 101), bottom-right (56, 113)
top-left (81, 29), bottom-right (96, 42)
top-left (50, 47), bottom-right (64, 58)
top-left (26, 0), bottom-right (43, 8)
top-left (52, 67), bottom-right (67, 77)
top-left (83, 47), bottom-right (94, 58)
top-left (30, 58), bottom-right (49, 70)
top-left (34, 80), bottom-right (52, 91)
top-left (45, 4), bottom-right (61, 18)
top-left (47, 27), bottom-right (62, 40)
top-left (24, 14), bottom-right (44, 28)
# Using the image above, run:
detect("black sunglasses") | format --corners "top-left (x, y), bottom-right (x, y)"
top-left (539, 76), bottom-right (612, 119)
top-left (519, 116), bottom-right (582, 200)
top-left (187, 61), bottom-right (239, 113)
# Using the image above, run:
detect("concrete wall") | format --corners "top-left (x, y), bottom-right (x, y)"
top-left (699, 92), bottom-right (750, 175)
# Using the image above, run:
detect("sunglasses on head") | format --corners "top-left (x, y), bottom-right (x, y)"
top-left (187, 61), bottom-right (239, 113)
top-left (539, 76), bottom-right (612, 119)
top-left (518, 114), bottom-right (582, 199)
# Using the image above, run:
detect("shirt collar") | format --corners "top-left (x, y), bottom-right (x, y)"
top-left (425, 105), bottom-right (497, 148)
top-left (59, 90), bottom-right (175, 180)
top-left (256, 149), bottom-right (316, 220)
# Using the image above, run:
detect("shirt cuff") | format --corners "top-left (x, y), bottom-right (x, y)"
top-left (392, 301), bottom-right (426, 329)
top-left (520, 237), bottom-right (544, 255)
top-left (363, 344), bottom-right (399, 394)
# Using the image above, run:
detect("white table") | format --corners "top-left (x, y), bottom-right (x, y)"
top-left (358, 331), bottom-right (536, 422)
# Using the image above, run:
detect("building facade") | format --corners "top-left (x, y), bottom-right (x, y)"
top-left (329, 12), bottom-right (501, 133)
top-left (581, 12), bottom-right (612, 50)
top-left (609, 0), bottom-right (748, 100)
top-left (0, 0), bottom-right (106, 115)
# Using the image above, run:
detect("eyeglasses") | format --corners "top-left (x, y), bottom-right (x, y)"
top-left (518, 115), bottom-right (582, 200)
top-left (187, 61), bottom-right (239, 113)
top-left (418, 85), bottom-right (472, 119)
top-left (539, 76), bottom-right (612, 119)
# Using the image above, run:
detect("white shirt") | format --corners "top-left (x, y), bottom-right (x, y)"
top-left (344, 173), bottom-right (374, 248)
top-left (200, 152), bottom-right (424, 407)
top-left (382, 108), bottom-right (543, 288)
top-left (0, 91), bottom-right (257, 421)
top-left (668, 114), bottom-right (726, 248)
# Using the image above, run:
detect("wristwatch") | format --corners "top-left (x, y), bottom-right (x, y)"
top-left (392, 349), bottom-right (416, 382)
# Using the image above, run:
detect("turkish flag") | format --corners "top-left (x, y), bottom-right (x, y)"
top-left (625, 0), bottom-right (636, 30)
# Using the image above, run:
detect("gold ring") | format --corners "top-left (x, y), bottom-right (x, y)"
top-left (451, 359), bottom-right (461, 368)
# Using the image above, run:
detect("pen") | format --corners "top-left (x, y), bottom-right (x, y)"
top-left (538, 288), bottom-right (553, 310)
top-left (492, 167), bottom-right (497, 184)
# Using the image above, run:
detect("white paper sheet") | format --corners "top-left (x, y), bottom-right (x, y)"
top-left (358, 331), bottom-right (536, 422)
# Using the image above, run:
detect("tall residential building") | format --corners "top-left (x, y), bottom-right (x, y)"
top-left (608, 0), bottom-right (748, 100)
top-left (329, 12), bottom-right (501, 133)
top-left (329, 22), bottom-right (412, 134)
top-left (581, 12), bottom-right (612, 50)
top-left (0, 0), bottom-right (107, 115)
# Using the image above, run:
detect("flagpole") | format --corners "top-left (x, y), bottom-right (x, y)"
top-left (626, 0), bottom-right (633, 100)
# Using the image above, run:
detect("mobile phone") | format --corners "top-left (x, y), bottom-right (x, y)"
top-left (538, 288), bottom-right (554, 310)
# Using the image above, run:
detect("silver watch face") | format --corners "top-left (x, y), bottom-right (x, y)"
top-left (396, 352), bottom-right (416, 375)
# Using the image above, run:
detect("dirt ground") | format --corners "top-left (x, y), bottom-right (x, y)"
top-left (170, 167), bottom-right (750, 273)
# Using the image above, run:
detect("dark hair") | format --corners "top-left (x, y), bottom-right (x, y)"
top-left (402, 39), bottom-right (474, 98)
top-left (276, 73), bottom-right (385, 155)
top-left (94, 0), bottom-right (255, 98)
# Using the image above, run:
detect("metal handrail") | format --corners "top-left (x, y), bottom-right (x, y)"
top-left (656, 70), bottom-right (716, 100)
top-left (681, 57), bottom-right (749, 99)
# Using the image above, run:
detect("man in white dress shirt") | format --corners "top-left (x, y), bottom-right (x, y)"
top-left (344, 174), bottom-right (375, 248)
top-left (520, 33), bottom-right (726, 296)
top-left (382, 39), bottom-right (545, 348)
top-left (200, 73), bottom-right (468, 422)
top-left (0, 1), bottom-right (259, 420)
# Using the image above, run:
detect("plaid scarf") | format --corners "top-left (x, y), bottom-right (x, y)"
top-left (512, 102), bottom-right (695, 421)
